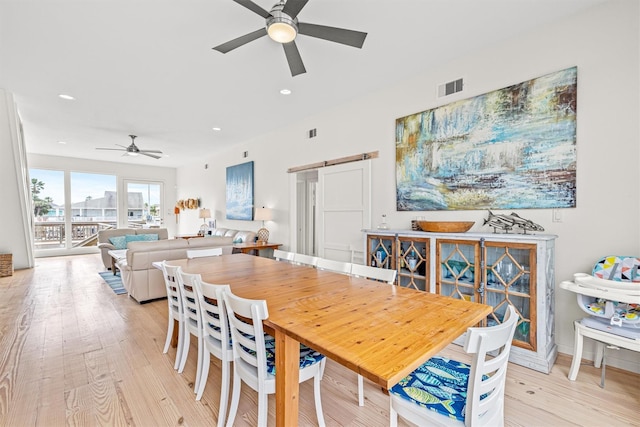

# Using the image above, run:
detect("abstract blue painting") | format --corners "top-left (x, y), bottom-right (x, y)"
top-left (226, 161), bottom-right (254, 220)
top-left (396, 67), bottom-right (577, 211)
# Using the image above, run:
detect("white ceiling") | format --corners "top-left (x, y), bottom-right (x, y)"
top-left (0, 0), bottom-right (606, 167)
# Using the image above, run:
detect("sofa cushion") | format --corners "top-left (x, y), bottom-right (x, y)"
top-left (234, 230), bottom-right (257, 244)
top-left (126, 233), bottom-right (159, 244)
top-left (109, 235), bottom-right (131, 249)
top-left (188, 236), bottom-right (234, 248)
top-left (211, 228), bottom-right (229, 237)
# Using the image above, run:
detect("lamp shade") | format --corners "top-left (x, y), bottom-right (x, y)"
top-left (254, 207), bottom-right (272, 222)
top-left (199, 208), bottom-right (211, 219)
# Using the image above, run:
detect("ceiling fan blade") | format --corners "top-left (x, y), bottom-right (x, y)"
top-left (281, 0), bottom-right (308, 19)
top-left (139, 149), bottom-right (163, 154)
top-left (213, 28), bottom-right (267, 53)
top-left (298, 22), bottom-right (367, 48)
top-left (140, 152), bottom-right (162, 159)
top-left (96, 147), bottom-right (125, 151)
top-left (282, 41), bottom-right (306, 77)
top-left (233, 0), bottom-right (272, 19)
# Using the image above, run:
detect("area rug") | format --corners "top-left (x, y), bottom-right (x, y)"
top-left (98, 271), bottom-right (127, 295)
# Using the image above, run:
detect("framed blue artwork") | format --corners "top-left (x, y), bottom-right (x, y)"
top-left (396, 66), bottom-right (577, 211)
top-left (226, 161), bottom-right (254, 220)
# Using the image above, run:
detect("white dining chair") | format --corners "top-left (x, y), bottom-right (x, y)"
top-left (348, 262), bottom-right (397, 406)
top-left (350, 263), bottom-right (397, 284)
top-left (193, 278), bottom-right (233, 426)
top-left (160, 261), bottom-right (186, 370)
top-left (273, 249), bottom-right (295, 262)
top-left (186, 247), bottom-right (223, 259)
top-left (316, 258), bottom-right (352, 274)
top-left (222, 289), bottom-right (327, 427)
top-left (389, 305), bottom-right (518, 427)
top-left (175, 270), bottom-right (206, 396)
top-left (293, 252), bottom-right (319, 267)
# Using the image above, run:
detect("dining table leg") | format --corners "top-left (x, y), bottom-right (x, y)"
top-left (275, 329), bottom-right (300, 427)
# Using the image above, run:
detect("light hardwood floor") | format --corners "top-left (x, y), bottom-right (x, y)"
top-left (0, 254), bottom-right (638, 426)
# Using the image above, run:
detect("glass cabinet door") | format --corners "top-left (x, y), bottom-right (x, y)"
top-left (397, 237), bottom-right (429, 291)
top-left (484, 242), bottom-right (536, 350)
top-left (436, 239), bottom-right (480, 302)
top-left (367, 234), bottom-right (395, 271)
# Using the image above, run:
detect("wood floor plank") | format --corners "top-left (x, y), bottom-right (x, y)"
top-left (0, 254), bottom-right (638, 427)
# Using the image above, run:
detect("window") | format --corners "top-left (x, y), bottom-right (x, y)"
top-left (125, 181), bottom-right (163, 228)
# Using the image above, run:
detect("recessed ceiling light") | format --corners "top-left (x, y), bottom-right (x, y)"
top-left (58, 94), bottom-right (75, 100)
top-left (280, 89), bottom-right (292, 95)
top-left (212, 127), bottom-right (221, 131)
top-left (57, 141), bottom-right (67, 144)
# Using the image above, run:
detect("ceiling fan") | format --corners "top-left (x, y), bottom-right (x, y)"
top-left (213, 0), bottom-right (367, 76)
top-left (96, 135), bottom-right (163, 159)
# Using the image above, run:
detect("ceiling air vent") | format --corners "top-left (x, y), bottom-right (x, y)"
top-left (437, 78), bottom-right (464, 97)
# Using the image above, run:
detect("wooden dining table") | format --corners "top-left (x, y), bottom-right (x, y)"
top-left (168, 254), bottom-right (492, 426)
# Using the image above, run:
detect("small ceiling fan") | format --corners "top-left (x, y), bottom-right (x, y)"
top-left (96, 135), bottom-right (163, 159)
top-left (213, 0), bottom-right (367, 76)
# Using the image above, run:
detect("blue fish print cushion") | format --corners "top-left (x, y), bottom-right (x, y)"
top-left (264, 335), bottom-right (325, 375)
top-left (390, 356), bottom-right (471, 422)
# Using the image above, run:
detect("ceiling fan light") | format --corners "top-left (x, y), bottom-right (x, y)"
top-left (268, 21), bottom-right (297, 43)
top-left (127, 151), bottom-right (139, 157)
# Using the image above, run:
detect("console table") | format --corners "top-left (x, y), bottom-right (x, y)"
top-left (233, 242), bottom-right (282, 256)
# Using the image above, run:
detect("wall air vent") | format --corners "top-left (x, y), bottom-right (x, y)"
top-left (437, 78), bottom-right (464, 97)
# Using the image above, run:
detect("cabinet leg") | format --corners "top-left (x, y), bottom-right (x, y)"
top-left (568, 322), bottom-right (583, 381)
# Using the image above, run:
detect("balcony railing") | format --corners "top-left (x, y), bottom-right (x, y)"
top-left (33, 221), bottom-right (116, 249)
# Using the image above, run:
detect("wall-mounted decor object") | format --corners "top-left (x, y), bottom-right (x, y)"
top-left (396, 66), bottom-right (577, 211)
top-left (226, 161), bottom-right (254, 220)
top-left (176, 198), bottom-right (200, 210)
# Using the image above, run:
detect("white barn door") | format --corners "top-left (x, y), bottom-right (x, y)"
top-left (317, 160), bottom-right (371, 263)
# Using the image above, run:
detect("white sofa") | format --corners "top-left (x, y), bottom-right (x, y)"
top-left (97, 228), bottom-right (169, 270)
top-left (117, 229), bottom-right (256, 303)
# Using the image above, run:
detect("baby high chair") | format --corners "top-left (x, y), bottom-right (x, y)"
top-left (559, 256), bottom-right (640, 387)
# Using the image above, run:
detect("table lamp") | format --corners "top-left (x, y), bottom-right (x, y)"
top-left (199, 208), bottom-right (211, 236)
top-left (254, 207), bottom-right (272, 243)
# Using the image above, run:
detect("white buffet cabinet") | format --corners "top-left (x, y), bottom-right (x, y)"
top-left (364, 229), bottom-right (558, 373)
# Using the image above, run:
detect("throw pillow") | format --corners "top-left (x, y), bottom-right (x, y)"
top-left (233, 237), bottom-right (243, 243)
top-left (125, 234), bottom-right (159, 244)
top-left (109, 235), bottom-right (129, 250)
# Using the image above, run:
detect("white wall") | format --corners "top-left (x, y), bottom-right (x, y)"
top-left (0, 90), bottom-right (33, 269)
top-left (28, 154), bottom-right (178, 249)
top-left (177, 1), bottom-right (640, 372)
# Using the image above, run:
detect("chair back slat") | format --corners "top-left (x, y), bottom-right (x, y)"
top-left (317, 258), bottom-right (352, 274)
top-left (161, 261), bottom-right (183, 314)
top-left (293, 253), bottom-right (318, 267)
top-left (350, 263), bottom-right (397, 284)
top-left (464, 304), bottom-right (518, 426)
top-left (177, 271), bottom-right (202, 325)
top-left (222, 290), bottom-right (270, 380)
top-left (195, 281), bottom-right (231, 350)
top-left (187, 247), bottom-right (223, 259)
top-left (273, 249), bottom-right (295, 262)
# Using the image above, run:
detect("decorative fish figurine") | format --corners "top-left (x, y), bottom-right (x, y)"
top-left (483, 210), bottom-right (544, 234)
top-left (403, 387), bottom-right (456, 414)
top-left (509, 212), bottom-right (545, 233)
top-left (483, 210), bottom-right (516, 233)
